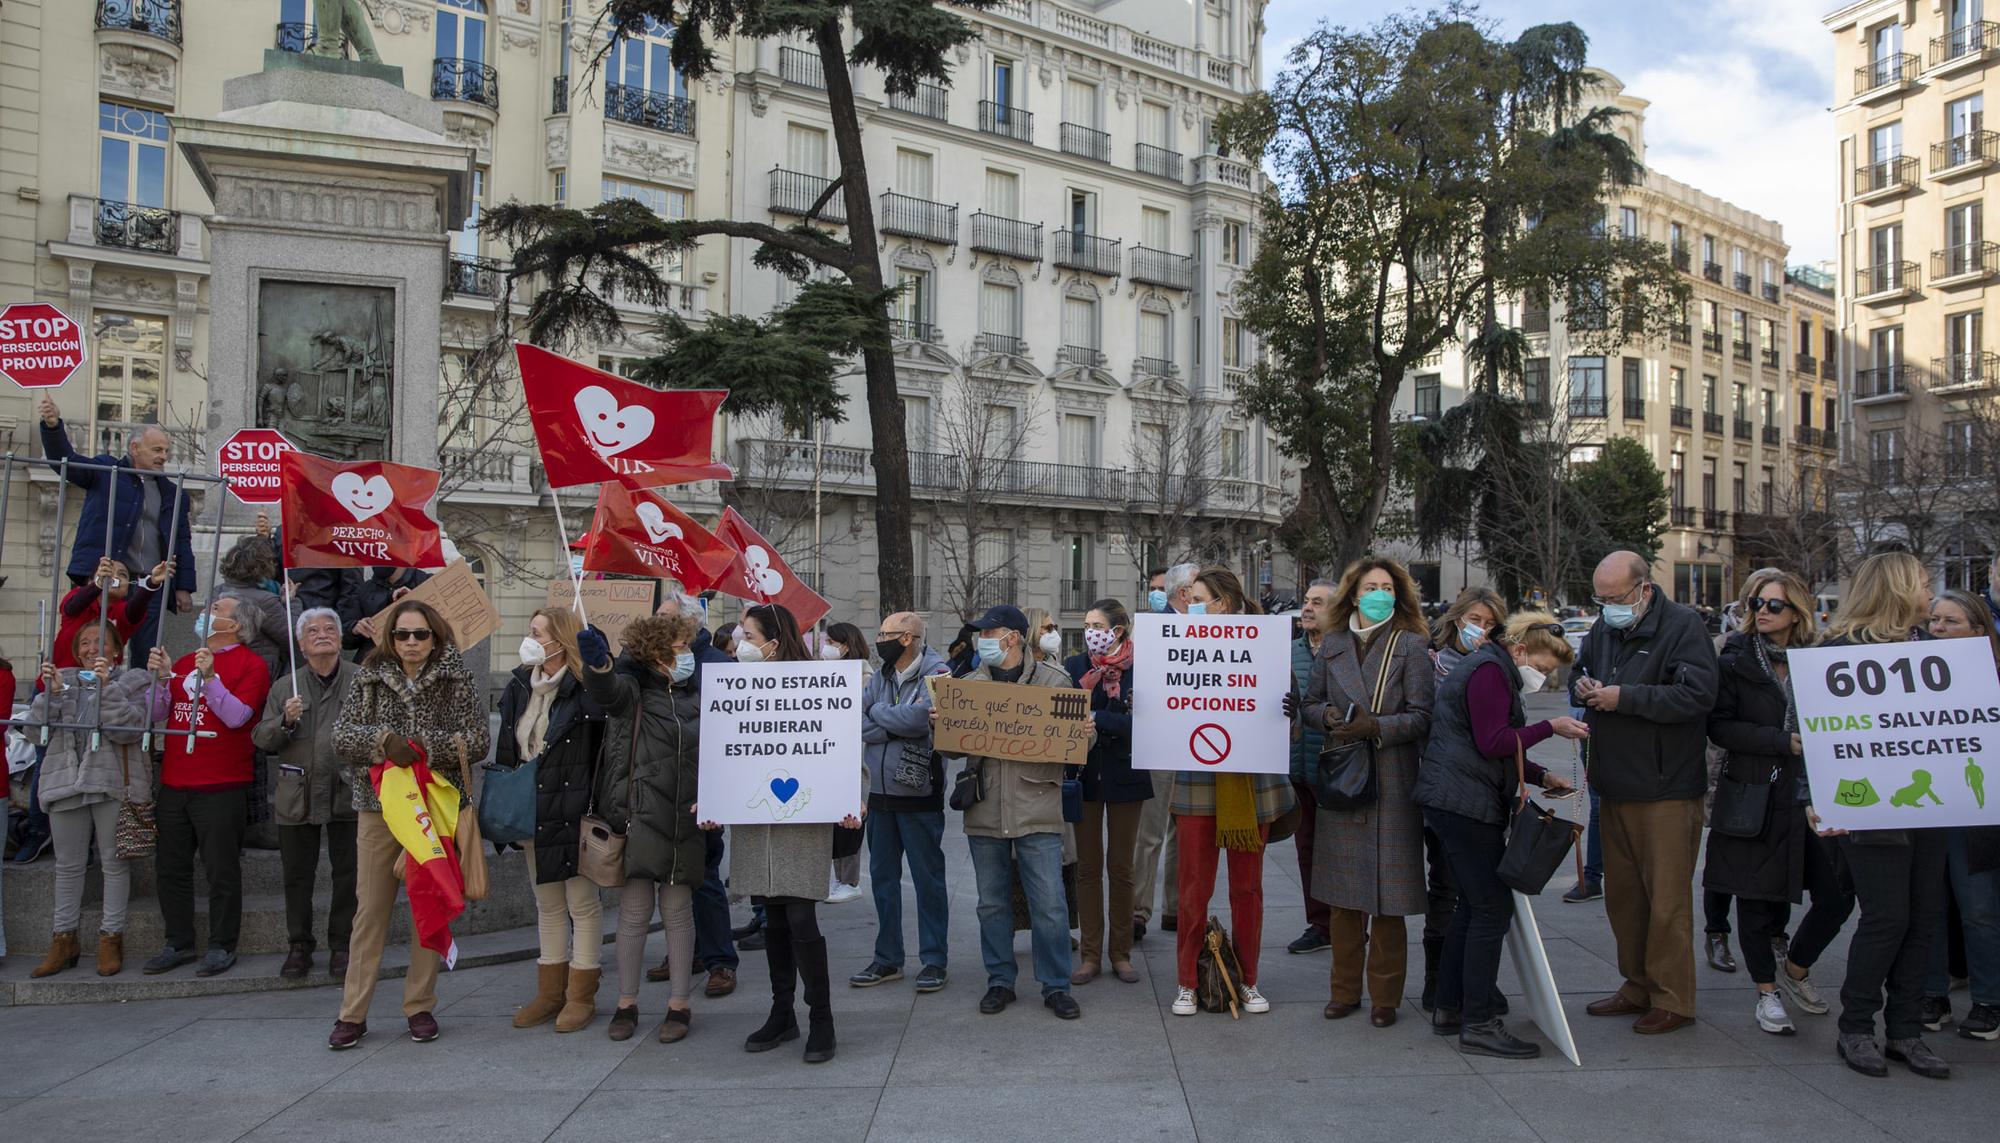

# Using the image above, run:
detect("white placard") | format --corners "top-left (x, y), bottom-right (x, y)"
top-left (1507, 892), bottom-right (1581, 1066)
top-left (1130, 612), bottom-right (1292, 774)
top-left (1790, 639), bottom-right (2000, 831)
top-left (696, 660), bottom-right (864, 826)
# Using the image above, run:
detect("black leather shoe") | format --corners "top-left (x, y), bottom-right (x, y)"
top-left (1459, 1017), bottom-right (1540, 1059)
top-left (978, 986), bottom-right (1017, 1015)
top-left (279, 943), bottom-right (312, 980)
top-left (1706, 933), bottom-right (1737, 973)
top-left (1045, 991), bottom-right (1081, 1020)
top-left (1431, 1008), bottom-right (1463, 1036)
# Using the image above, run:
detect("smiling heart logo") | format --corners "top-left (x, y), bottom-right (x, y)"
top-left (635, 501), bottom-right (683, 546)
top-left (742, 545), bottom-right (785, 596)
top-left (769, 776), bottom-right (801, 804)
top-left (329, 472), bottom-right (393, 523)
top-left (574, 385), bottom-right (655, 458)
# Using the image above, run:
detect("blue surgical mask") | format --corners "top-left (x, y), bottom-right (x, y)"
top-left (975, 637), bottom-right (1005, 666)
top-left (1357, 590), bottom-right (1396, 623)
top-left (1148, 589), bottom-right (1168, 612)
top-left (670, 652), bottom-right (696, 683)
top-left (1601, 602), bottom-right (1639, 630)
top-left (1186, 601), bottom-right (1208, 615)
top-left (193, 612), bottom-right (212, 640)
top-left (1459, 623), bottom-right (1484, 651)
top-left (77, 670), bottom-right (98, 685)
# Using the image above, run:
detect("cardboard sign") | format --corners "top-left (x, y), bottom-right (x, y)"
top-left (697, 660), bottom-right (864, 825)
top-left (543, 578), bottom-right (655, 656)
top-left (369, 559), bottom-right (500, 650)
top-left (1791, 639), bottom-right (2000, 831)
top-left (1130, 612), bottom-right (1292, 775)
top-left (928, 677), bottom-right (1092, 765)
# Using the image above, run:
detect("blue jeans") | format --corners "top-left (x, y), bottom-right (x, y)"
top-left (693, 828), bottom-right (738, 970)
top-left (1927, 829), bottom-right (2000, 1004)
top-left (967, 832), bottom-right (1071, 997)
top-left (868, 808), bottom-right (949, 970)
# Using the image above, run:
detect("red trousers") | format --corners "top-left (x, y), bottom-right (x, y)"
top-left (1174, 814), bottom-right (1269, 988)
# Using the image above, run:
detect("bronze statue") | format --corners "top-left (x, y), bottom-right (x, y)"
top-left (309, 0), bottom-right (382, 64)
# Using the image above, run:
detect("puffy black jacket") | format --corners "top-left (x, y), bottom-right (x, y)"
top-left (1701, 634), bottom-right (1808, 903)
top-left (1568, 592), bottom-right (1719, 801)
top-left (1065, 652), bottom-right (1150, 804)
top-left (585, 662), bottom-right (704, 886)
top-left (1413, 641), bottom-right (1529, 826)
top-left (496, 666), bottom-right (606, 884)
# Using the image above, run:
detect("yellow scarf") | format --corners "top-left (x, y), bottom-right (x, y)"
top-left (1215, 772), bottom-right (1262, 852)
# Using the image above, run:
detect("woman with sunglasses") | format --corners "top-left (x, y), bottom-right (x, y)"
top-left (327, 599), bottom-right (490, 1050)
top-left (1702, 569), bottom-right (1854, 1038)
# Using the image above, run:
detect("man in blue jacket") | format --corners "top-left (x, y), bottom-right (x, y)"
top-left (849, 612), bottom-right (954, 993)
top-left (39, 394), bottom-right (195, 663)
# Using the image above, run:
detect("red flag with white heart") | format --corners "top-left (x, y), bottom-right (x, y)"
top-left (515, 343), bottom-right (732, 490)
top-left (278, 450), bottom-right (446, 569)
top-left (582, 483), bottom-right (740, 591)
top-left (712, 507), bottom-right (831, 629)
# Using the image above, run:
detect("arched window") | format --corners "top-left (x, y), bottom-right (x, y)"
top-left (436, 0), bottom-right (487, 66)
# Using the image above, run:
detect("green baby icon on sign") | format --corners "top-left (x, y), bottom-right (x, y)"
top-left (1970, 757), bottom-right (1987, 810)
top-left (1835, 777), bottom-right (1881, 807)
top-left (1890, 769), bottom-right (1944, 808)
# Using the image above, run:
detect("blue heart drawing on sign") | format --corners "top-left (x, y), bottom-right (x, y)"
top-left (770, 776), bottom-right (801, 804)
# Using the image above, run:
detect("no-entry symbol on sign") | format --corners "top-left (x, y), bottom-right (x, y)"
top-left (1189, 723), bottom-right (1232, 766)
top-left (0, 303), bottom-right (87, 389)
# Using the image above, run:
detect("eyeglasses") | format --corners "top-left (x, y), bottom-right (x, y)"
top-left (391, 628), bottom-right (434, 643)
top-left (1746, 598), bottom-right (1792, 615)
top-left (1590, 582), bottom-right (1647, 607)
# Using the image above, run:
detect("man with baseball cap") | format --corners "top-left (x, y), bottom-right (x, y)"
top-left (940, 604), bottom-right (1088, 1020)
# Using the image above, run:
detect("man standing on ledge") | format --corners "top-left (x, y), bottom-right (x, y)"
top-left (1571, 551), bottom-right (1719, 1035)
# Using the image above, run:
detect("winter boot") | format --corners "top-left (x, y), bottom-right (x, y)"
top-left (514, 962), bottom-right (569, 1028)
top-left (96, 932), bottom-right (124, 977)
top-left (31, 930), bottom-right (81, 979)
top-left (798, 934), bottom-right (836, 1064)
top-left (556, 966), bottom-right (600, 1033)
top-left (745, 933), bottom-right (800, 1052)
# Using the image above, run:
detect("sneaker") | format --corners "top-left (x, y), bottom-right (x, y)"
top-left (141, 946), bottom-right (198, 975)
top-left (1171, 986), bottom-right (1198, 1016)
top-left (826, 878), bottom-right (864, 905)
top-left (978, 986), bottom-right (1016, 1015)
top-left (849, 962), bottom-right (903, 988)
top-left (407, 1011), bottom-right (440, 1043)
top-left (10, 831), bottom-right (51, 863)
top-left (1240, 984), bottom-right (1271, 1014)
top-left (194, 948), bottom-right (237, 978)
top-left (1921, 995), bottom-right (1952, 1032)
top-left (1755, 990), bottom-right (1795, 1036)
top-left (327, 1020), bottom-right (367, 1050)
top-left (1286, 926), bottom-right (1331, 954)
top-left (1959, 1002), bottom-right (2000, 1041)
top-left (914, 965), bottom-right (948, 993)
top-left (1777, 963), bottom-right (1830, 1015)
top-left (1561, 879), bottom-right (1603, 903)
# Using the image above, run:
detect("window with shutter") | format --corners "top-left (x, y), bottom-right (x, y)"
top-left (786, 124), bottom-right (827, 174)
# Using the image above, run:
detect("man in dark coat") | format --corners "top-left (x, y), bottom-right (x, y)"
top-left (344, 567), bottom-right (432, 661)
top-left (1571, 551), bottom-right (1720, 1035)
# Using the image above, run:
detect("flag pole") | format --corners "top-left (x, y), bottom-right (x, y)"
top-left (550, 490), bottom-right (589, 624)
top-left (281, 554), bottom-right (299, 702)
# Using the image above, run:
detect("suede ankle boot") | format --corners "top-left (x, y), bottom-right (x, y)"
top-left (514, 962), bottom-right (569, 1028)
top-left (31, 930), bottom-right (80, 978)
top-left (556, 967), bottom-right (600, 1033)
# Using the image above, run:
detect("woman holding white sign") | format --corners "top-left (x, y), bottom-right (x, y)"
top-left (1820, 552), bottom-right (1951, 1080)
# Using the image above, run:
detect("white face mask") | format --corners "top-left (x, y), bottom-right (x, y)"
top-left (518, 636), bottom-right (548, 669)
top-left (818, 643), bottom-right (844, 661)
top-left (1517, 664), bottom-right (1548, 696)
top-left (1038, 630), bottom-right (1062, 657)
top-left (735, 640), bottom-right (766, 664)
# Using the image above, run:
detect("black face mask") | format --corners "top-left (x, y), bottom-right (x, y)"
top-left (876, 637), bottom-right (908, 666)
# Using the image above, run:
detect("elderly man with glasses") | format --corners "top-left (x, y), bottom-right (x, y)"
top-left (1570, 551), bottom-right (1720, 1036)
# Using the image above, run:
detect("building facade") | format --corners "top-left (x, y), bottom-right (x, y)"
top-left (0, 0), bottom-right (1284, 671)
top-left (1826, 0), bottom-right (1997, 593)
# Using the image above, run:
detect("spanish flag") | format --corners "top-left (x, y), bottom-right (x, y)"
top-left (372, 751), bottom-right (467, 969)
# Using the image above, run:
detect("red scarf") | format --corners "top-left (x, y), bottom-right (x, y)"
top-left (1080, 640), bottom-right (1134, 700)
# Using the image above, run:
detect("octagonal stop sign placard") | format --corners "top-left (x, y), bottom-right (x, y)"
top-left (0, 303), bottom-right (87, 389)
top-left (217, 428), bottom-right (297, 504)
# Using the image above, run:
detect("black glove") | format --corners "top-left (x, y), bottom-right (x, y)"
top-left (1281, 691), bottom-right (1298, 720)
top-left (576, 625), bottom-right (612, 670)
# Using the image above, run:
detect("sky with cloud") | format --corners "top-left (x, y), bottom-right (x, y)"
top-left (1259, 1), bottom-right (1837, 266)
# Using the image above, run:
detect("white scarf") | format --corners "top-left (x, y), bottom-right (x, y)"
top-left (515, 669), bottom-right (563, 760)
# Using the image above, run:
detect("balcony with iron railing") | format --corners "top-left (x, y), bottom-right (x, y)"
top-left (1704, 509), bottom-right (1730, 531)
top-left (605, 83), bottom-right (694, 136)
top-left (551, 75), bottom-right (568, 114)
top-left (1671, 505), bottom-right (1698, 528)
top-left (1824, 427), bottom-right (1839, 450)
top-left (889, 317), bottom-right (937, 342)
top-left (1523, 308), bottom-right (1550, 334)
top-left (1856, 261), bottom-right (1919, 301)
top-left (1702, 261), bottom-right (1723, 283)
top-left (1733, 339), bottom-right (1752, 362)
top-left (1135, 143), bottom-right (1184, 181)
top-left (96, 0), bottom-right (181, 46)
top-left (1822, 358), bottom-right (1837, 380)
top-left (1734, 271), bottom-right (1753, 294)
top-left (1855, 364), bottom-right (1911, 401)
top-left (1733, 417), bottom-right (1754, 441)
top-left (1932, 351), bottom-right (1999, 392)
top-left (1763, 282), bottom-right (1781, 304)
top-left (1855, 155), bottom-right (1921, 199)
top-left (1670, 405), bottom-right (1693, 429)
top-left (1059, 579), bottom-right (1098, 613)
top-left (1703, 411), bottom-right (1725, 434)
top-left (433, 57), bottom-right (499, 110)
top-left (1672, 244), bottom-right (1691, 272)
top-left (970, 212), bottom-right (1041, 261)
top-left (887, 80), bottom-right (948, 121)
top-left (86, 197), bottom-right (185, 256)
top-left (446, 254), bottom-right (503, 299)
top-left (1623, 398), bottom-right (1646, 420)
top-left (768, 168), bottom-right (846, 223)
top-left (1670, 323), bottom-right (1692, 346)
top-left (1702, 329), bottom-right (1723, 355)
top-left (978, 101), bottom-right (1033, 144)
top-left (974, 332), bottom-right (1027, 358)
top-left (1129, 247), bottom-right (1194, 290)
top-left (1134, 355), bottom-right (1176, 379)
top-left (1060, 122), bottom-right (1112, 163)
top-left (1933, 241), bottom-right (1999, 285)
top-left (1931, 130), bottom-right (2000, 177)
top-left (1055, 230), bottom-right (1121, 276)
top-left (1056, 344), bottom-right (1108, 369)
top-left (1796, 352), bottom-right (1817, 374)
top-left (779, 46), bottom-right (824, 90)
top-left (275, 21), bottom-right (313, 53)
top-left (1568, 395), bottom-right (1608, 418)
top-left (1855, 52), bottom-right (1920, 98)
top-left (1762, 424), bottom-right (1781, 446)
top-left (1929, 20), bottom-right (1999, 71)
top-left (1762, 346), bottom-right (1780, 369)
top-left (1796, 425), bottom-right (1824, 450)
top-left (879, 192), bottom-right (958, 245)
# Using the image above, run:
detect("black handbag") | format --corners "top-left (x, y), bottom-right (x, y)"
top-left (1061, 775), bottom-right (1083, 823)
top-left (1711, 759), bottom-right (1779, 840)
top-left (948, 759), bottom-right (984, 812)
top-left (1497, 743), bottom-right (1585, 894)
top-left (1313, 640), bottom-right (1398, 811)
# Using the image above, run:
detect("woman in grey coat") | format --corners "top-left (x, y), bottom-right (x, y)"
top-left (1301, 558), bottom-right (1435, 1028)
top-left (701, 603), bottom-right (862, 1065)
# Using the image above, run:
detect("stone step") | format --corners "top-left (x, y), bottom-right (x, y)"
top-left (6, 837), bottom-right (352, 906)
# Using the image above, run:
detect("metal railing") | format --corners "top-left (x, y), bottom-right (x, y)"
top-left (1855, 52), bottom-right (1920, 96)
top-left (879, 192), bottom-right (958, 245)
top-left (1702, 261), bottom-right (1723, 283)
top-left (1762, 424), bottom-right (1781, 446)
top-left (96, 0), bottom-right (181, 45)
top-left (769, 168), bottom-right (846, 223)
top-left (1704, 509), bottom-right (1730, 531)
top-left (1929, 20), bottom-right (1999, 67)
top-left (1670, 405), bottom-right (1693, 429)
top-left (1703, 411), bottom-right (1725, 434)
top-left (446, 254), bottom-right (501, 299)
top-left (1055, 230), bottom-right (1121, 276)
top-left (1672, 245), bottom-right (1691, 272)
top-left (1856, 261), bottom-right (1918, 297)
top-left (1796, 426), bottom-right (1823, 449)
top-left (979, 100), bottom-right (1033, 144)
top-left (432, 58), bottom-right (499, 110)
top-left (1933, 241), bottom-right (1999, 281)
top-left (1671, 506), bottom-right (1697, 528)
top-left (1932, 131), bottom-right (2000, 173)
top-left (1623, 398), bottom-right (1646, 420)
top-left (1932, 351), bottom-right (1998, 389)
top-left (1056, 344), bottom-right (1107, 369)
top-left (1733, 339), bottom-right (1752, 362)
top-left (91, 199), bottom-right (178, 254)
top-left (1670, 323), bottom-right (1691, 345)
top-left (275, 21), bottom-right (314, 53)
top-left (605, 83), bottom-right (694, 136)
top-left (970, 212), bottom-right (1042, 261)
top-left (1060, 579), bottom-right (1098, 613)
top-left (1523, 308), bottom-right (1550, 334)
top-left (1856, 156), bottom-right (1920, 195)
top-left (1825, 428), bottom-right (1839, 450)
top-left (1701, 329), bottom-right (1722, 354)
top-left (1134, 355), bottom-right (1175, 378)
top-left (889, 317), bottom-right (936, 342)
top-left (1762, 346), bottom-right (1780, 369)
top-left (1762, 282), bottom-right (1781, 303)
top-left (1135, 143), bottom-right (1183, 180)
top-left (1734, 272), bottom-right (1753, 294)
top-left (1822, 358), bottom-right (1837, 380)
top-left (888, 81), bottom-right (948, 121)
top-left (975, 332), bottom-right (1027, 357)
top-left (1733, 417), bottom-right (1753, 440)
top-left (1060, 122), bottom-right (1112, 162)
top-left (1855, 365), bottom-right (1908, 399)
top-left (779, 46), bottom-right (824, 90)
top-left (1129, 246), bottom-right (1194, 290)
top-left (1796, 352), bottom-right (1817, 374)
top-left (1568, 395), bottom-right (1608, 418)
top-left (551, 75), bottom-right (569, 114)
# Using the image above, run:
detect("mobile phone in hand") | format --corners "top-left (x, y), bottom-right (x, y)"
top-left (1342, 702), bottom-right (1357, 723)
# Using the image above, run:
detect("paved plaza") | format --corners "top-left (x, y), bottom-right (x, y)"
top-left (1, 697), bottom-right (1991, 1142)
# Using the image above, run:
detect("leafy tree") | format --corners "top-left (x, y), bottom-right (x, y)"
top-left (485, 0), bottom-right (997, 610)
top-left (1218, 9), bottom-right (1687, 569)
top-left (1565, 434), bottom-right (1668, 583)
